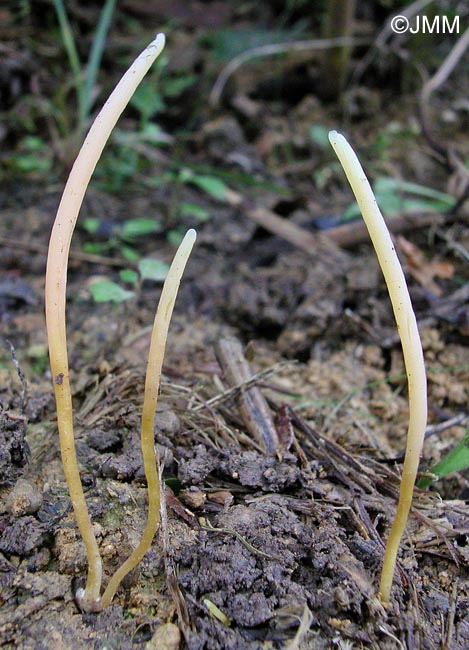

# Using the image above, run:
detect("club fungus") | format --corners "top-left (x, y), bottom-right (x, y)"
top-left (328, 131), bottom-right (427, 603)
top-left (45, 34), bottom-right (196, 612)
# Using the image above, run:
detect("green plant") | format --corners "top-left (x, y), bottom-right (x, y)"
top-left (164, 167), bottom-right (230, 202)
top-left (89, 257), bottom-right (170, 303)
top-left (418, 426), bottom-right (469, 488)
top-left (45, 34), bottom-right (196, 612)
top-left (94, 55), bottom-right (197, 191)
top-left (342, 177), bottom-right (455, 221)
top-left (82, 216), bottom-right (163, 261)
top-left (329, 131), bottom-right (427, 604)
top-left (9, 136), bottom-right (52, 174)
top-left (130, 54), bottom-right (197, 129)
top-left (53, 0), bottom-right (117, 140)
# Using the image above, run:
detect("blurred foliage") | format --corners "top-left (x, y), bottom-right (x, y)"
top-left (89, 254), bottom-right (171, 303)
top-left (89, 280), bottom-right (135, 303)
top-left (52, 0), bottom-right (117, 139)
top-left (342, 178), bottom-right (455, 221)
top-left (376, 178), bottom-right (454, 213)
top-left (1, 0), bottom-right (466, 244)
top-left (82, 216), bottom-right (162, 261)
top-left (201, 24), bottom-right (309, 61)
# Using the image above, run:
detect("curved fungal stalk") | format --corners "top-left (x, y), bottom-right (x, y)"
top-left (99, 228), bottom-right (196, 609)
top-left (328, 130), bottom-right (427, 603)
top-left (46, 35), bottom-right (168, 612)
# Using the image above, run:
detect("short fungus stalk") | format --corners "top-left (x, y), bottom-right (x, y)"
top-left (46, 34), bottom-right (196, 612)
top-left (328, 131), bottom-right (427, 603)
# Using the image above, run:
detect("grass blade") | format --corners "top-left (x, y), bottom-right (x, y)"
top-left (83, 0), bottom-right (118, 121)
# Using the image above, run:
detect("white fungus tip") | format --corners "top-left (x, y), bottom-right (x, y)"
top-left (154, 33), bottom-right (166, 47)
top-left (328, 130), bottom-right (345, 147)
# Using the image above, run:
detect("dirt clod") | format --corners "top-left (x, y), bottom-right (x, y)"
top-left (5, 478), bottom-right (43, 516)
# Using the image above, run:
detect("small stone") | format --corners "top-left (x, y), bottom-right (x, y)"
top-left (180, 488), bottom-right (206, 509)
top-left (145, 622), bottom-right (180, 650)
top-left (208, 491), bottom-right (233, 507)
top-left (6, 479), bottom-right (43, 516)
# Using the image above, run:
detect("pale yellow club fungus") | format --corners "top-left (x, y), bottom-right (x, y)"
top-left (45, 34), bottom-right (196, 612)
top-left (328, 131), bottom-right (427, 603)
top-left (98, 227), bottom-right (196, 610)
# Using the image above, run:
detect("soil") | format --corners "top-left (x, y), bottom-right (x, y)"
top-left (0, 2), bottom-right (468, 649)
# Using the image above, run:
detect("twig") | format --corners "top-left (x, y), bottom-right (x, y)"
top-left (0, 234), bottom-right (133, 268)
top-left (420, 25), bottom-right (469, 107)
top-left (287, 406), bottom-right (374, 494)
top-left (214, 337), bottom-right (279, 454)
top-left (225, 188), bottom-right (442, 251)
top-left (424, 413), bottom-right (468, 439)
top-left (201, 519), bottom-right (281, 560)
top-left (443, 579), bottom-right (458, 650)
top-left (419, 27), bottom-right (469, 173)
top-left (225, 188), bottom-right (321, 253)
top-left (324, 210), bottom-right (441, 248)
top-left (424, 281), bottom-right (469, 330)
top-left (436, 226), bottom-right (469, 262)
top-left (209, 36), bottom-right (370, 106)
top-left (191, 361), bottom-right (293, 412)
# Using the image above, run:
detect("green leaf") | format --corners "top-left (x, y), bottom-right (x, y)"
top-left (342, 176), bottom-right (455, 221)
top-left (120, 218), bottom-right (161, 241)
top-left (82, 241), bottom-right (108, 254)
top-left (14, 136), bottom-right (51, 172)
top-left (138, 257), bottom-right (169, 282)
top-left (82, 217), bottom-right (101, 234)
top-left (202, 27), bottom-right (307, 62)
top-left (188, 174), bottom-right (228, 201)
top-left (120, 244), bottom-right (140, 261)
top-left (167, 229), bottom-right (186, 246)
top-left (418, 428), bottom-right (469, 488)
top-left (180, 202), bottom-right (211, 222)
top-left (164, 477), bottom-right (182, 495)
top-left (119, 269), bottom-right (139, 284)
top-left (309, 125), bottom-right (330, 150)
top-left (374, 178), bottom-right (454, 204)
top-left (89, 280), bottom-right (135, 303)
top-left (14, 154), bottom-right (52, 173)
top-left (53, 0), bottom-right (84, 122)
top-left (163, 74), bottom-right (197, 97)
top-left (82, 0), bottom-right (117, 120)
top-left (130, 81), bottom-right (164, 122)
top-left (140, 122), bottom-right (168, 144)
top-left (21, 136), bottom-right (46, 151)
top-left (178, 168), bottom-right (194, 183)
top-left (342, 202), bottom-right (362, 222)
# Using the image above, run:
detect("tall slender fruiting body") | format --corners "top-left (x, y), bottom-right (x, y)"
top-left (328, 131), bottom-right (427, 602)
top-left (99, 228), bottom-right (196, 609)
top-left (45, 35), bottom-right (168, 612)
